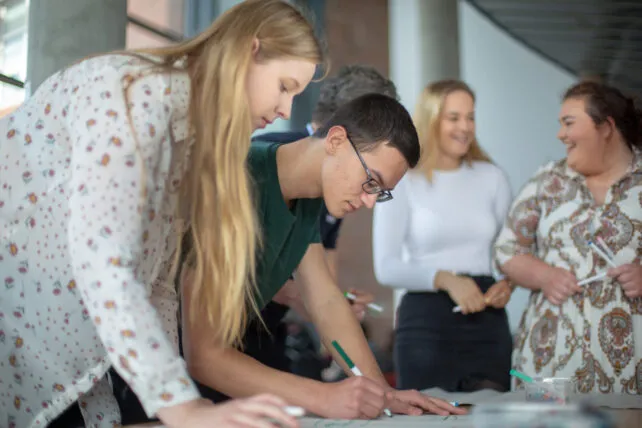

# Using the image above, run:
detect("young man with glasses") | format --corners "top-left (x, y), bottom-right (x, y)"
top-left (181, 94), bottom-right (466, 419)
top-left (259, 64), bottom-right (399, 283)
top-left (237, 65), bottom-right (398, 386)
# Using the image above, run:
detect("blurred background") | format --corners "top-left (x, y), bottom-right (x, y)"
top-left (2, 0), bottom-right (640, 350)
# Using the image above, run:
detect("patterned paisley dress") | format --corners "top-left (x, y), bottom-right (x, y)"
top-left (495, 150), bottom-right (642, 394)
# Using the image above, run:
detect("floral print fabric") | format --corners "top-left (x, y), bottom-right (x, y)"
top-left (0, 54), bottom-right (200, 427)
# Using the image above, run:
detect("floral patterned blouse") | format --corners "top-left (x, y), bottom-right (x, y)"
top-left (0, 54), bottom-right (200, 427)
top-left (494, 149), bottom-right (642, 394)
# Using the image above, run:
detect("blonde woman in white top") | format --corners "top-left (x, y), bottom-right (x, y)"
top-left (373, 80), bottom-right (514, 392)
top-left (0, 1), bottom-right (325, 427)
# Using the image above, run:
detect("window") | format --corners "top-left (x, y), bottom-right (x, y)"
top-left (126, 0), bottom-right (184, 48)
top-left (0, 0), bottom-right (27, 112)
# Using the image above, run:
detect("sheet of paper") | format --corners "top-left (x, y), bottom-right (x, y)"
top-left (298, 388), bottom-right (642, 428)
top-left (299, 414), bottom-right (472, 428)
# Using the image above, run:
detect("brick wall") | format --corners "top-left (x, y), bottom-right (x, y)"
top-left (324, 0), bottom-right (389, 75)
top-left (324, 0), bottom-right (393, 349)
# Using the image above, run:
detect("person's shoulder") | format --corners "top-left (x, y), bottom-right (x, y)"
top-left (62, 54), bottom-right (188, 95)
top-left (470, 160), bottom-right (500, 175)
top-left (533, 158), bottom-right (567, 181)
top-left (469, 161), bottom-right (508, 182)
top-left (400, 170), bottom-right (431, 192)
top-left (68, 54), bottom-right (152, 77)
top-left (249, 140), bottom-right (279, 157)
top-left (513, 158), bottom-right (568, 195)
top-left (248, 141), bottom-right (280, 176)
top-left (252, 129), bottom-right (309, 144)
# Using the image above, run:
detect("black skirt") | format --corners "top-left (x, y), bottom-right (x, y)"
top-left (394, 275), bottom-right (512, 392)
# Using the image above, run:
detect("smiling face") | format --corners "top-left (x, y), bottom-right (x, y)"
top-left (320, 126), bottom-right (409, 218)
top-left (245, 43), bottom-right (317, 131)
top-left (557, 97), bottom-right (612, 175)
top-left (437, 90), bottom-right (476, 162)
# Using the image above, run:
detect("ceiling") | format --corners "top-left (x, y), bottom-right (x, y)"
top-left (467, 0), bottom-right (642, 99)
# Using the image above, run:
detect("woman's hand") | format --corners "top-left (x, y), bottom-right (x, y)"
top-left (609, 263), bottom-right (642, 298)
top-left (538, 266), bottom-right (581, 305)
top-left (158, 395), bottom-right (299, 428)
top-left (437, 272), bottom-right (486, 314)
top-left (484, 280), bottom-right (512, 309)
top-left (345, 288), bottom-right (376, 321)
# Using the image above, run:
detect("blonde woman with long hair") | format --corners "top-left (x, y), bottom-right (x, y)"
top-left (372, 80), bottom-right (514, 392)
top-left (0, 1), bottom-right (324, 427)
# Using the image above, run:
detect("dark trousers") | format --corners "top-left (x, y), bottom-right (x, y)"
top-left (394, 275), bottom-right (512, 392)
top-left (48, 368), bottom-right (151, 427)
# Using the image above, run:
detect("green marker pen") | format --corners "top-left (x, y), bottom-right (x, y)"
top-left (331, 340), bottom-right (393, 417)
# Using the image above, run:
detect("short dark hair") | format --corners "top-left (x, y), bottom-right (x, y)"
top-left (564, 81), bottom-right (642, 150)
top-left (313, 93), bottom-right (420, 168)
top-left (312, 65), bottom-right (398, 126)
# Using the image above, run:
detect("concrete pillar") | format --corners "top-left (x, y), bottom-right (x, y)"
top-left (389, 0), bottom-right (460, 111)
top-left (184, 0), bottom-right (218, 37)
top-left (26, 0), bottom-right (127, 94)
top-left (388, 0), bottom-right (460, 315)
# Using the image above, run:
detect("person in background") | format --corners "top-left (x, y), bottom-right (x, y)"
top-left (242, 65), bottom-right (399, 381)
top-left (373, 80), bottom-right (514, 392)
top-left (0, 1), bottom-right (324, 427)
top-left (494, 81), bottom-right (642, 393)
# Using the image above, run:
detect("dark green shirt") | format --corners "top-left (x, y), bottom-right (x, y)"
top-left (249, 141), bottom-right (323, 308)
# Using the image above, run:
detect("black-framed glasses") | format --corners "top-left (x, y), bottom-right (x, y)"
top-left (347, 138), bottom-right (393, 202)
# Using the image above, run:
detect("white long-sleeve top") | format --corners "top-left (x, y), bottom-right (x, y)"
top-left (0, 54), bottom-right (200, 427)
top-left (372, 161), bottom-right (512, 302)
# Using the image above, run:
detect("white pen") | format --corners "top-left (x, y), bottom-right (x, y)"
top-left (453, 296), bottom-right (491, 313)
top-left (267, 406), bottom-right (306, 425)
top-left (596, 237), bottom-right (615, 260)
top-left (588, 241), bottom-right (617, 268)
top-left (284, 406), bottom-right (306, 417)
top-left (344, 291), bottom-right (384, 313)
top-left (578, 272), bottom-right (609, 286)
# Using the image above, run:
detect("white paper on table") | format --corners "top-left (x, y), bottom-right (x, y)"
top-left (126, 388), bottom-right (642, 428)
top-left (298, 388), bottom-right (642, 428)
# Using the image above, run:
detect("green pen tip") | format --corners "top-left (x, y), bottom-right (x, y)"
top-left (510, 369), bottom-right (534, 383)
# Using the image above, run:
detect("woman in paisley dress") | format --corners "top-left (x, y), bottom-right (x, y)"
top-left (494, 81), bottom-right (642, 394)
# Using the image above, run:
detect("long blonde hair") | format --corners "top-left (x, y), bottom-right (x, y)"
top-left (135, 0), bottom-right (325, 347)
top-left (413, 80), bottom-right (491, 181)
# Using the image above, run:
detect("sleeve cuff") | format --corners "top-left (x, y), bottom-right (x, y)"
top-left (131, 357), bottom-right (201, 417)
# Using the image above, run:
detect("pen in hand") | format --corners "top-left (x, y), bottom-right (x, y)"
top-left (331, 340), bottom-right (393, 417)
top-left (344, 291), bottom-right (384, 313)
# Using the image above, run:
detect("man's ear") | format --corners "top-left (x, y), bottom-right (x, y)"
top-left (324, 126), bottom-right (349, 155)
